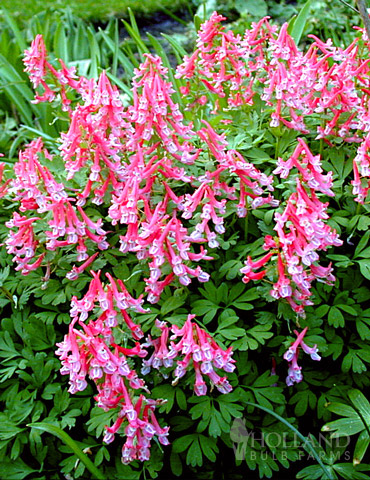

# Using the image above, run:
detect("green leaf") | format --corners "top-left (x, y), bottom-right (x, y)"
top-left (186, 437), bottom-right (203, 467)
top-left (218, 327), bottom-right (246, 340)
top-left (358, 260), bottom-right (370, 280)
top-left (357, 321), bottom-right (370, 340)
top-left (342, 350), bottom-right (368, 374)
top-left (248, 324), bottom-right (274, 344)
top-left (192, 299), bottom-right (219, 324)
top-left (323, 416), bottom-right (365, 436)
top-left (246, 402), bottom-right (334, 480)
top-left (355, 231), bottom-right (370, 258)
top-left (27, 422), bottom-right (105, 480)
top-left (358, 216), bottom-right (370, 231)
top-left (0, 331), bottom-right (20, 359)
top-left (335, 303), bottom-right (357, 316)
top-left (86, 407), bottom-right (119, 437)
top-left (198, 435), bottom-right (218, 462)
top-left (0, 414), bottom-right (25, 440)
top-left (354, 430), bottom-right (370, 465)
top-left (356, 246), bottom-right (370, 258)
top-left (193, 14), bottom-right (202, 32)
top-left (170, 451), bottom-right (182, 477)
top-left (296, 464), bottom-right (330, 480)
top-left (219, 260), bottom-right (243, 280)
top-left (161, 295), bottom-right (187, 316)
top-left (175, 388), bottom-right (187, 411)
top-left (288, 0), bottom-right (313, 45)
top-left (152, 384), bottom-right (175, 413)
top-left (0, 460), bottom-right (37, 480)
top-left (326, 402), bottom-right (357, 418)
top-left (172, 434), bottom-right (196, 453)
top-left (328, 306), bottom-right (345, 328)
top-left (348, 389), bottom-right (370, 429)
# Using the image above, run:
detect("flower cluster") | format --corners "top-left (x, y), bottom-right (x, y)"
top-left (177, 12), bottom-right (370, 200)
top-left (56, 274), bottom-right (235, 462)
top-left (24, 34), bottom-right (84, 107)
top-left (55, 303), bottom-right (170, 464)
top-left (103, 395), bottom-right (170, 464)
top-left (241, 139), bottom-right (342, 315)
top-left (10, 36), bottom-right (276, 300)
top-left (6, 137), bottom-right (109, 273)
top-left (5, 213), bottom-right (44, 275)
top-left (176, 12), bottom-right (256, 109)
top-left (352, 131), bottom-right (370, 202)
top-left (142, 315), bottom-right (235, 396)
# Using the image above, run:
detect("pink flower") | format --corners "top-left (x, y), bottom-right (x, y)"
top-left (143, 315), bottom-right (235, 396)
top-left (283, 327), bottom-right (320, 386)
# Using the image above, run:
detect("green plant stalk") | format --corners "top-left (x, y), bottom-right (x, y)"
top-left (0, 286), bottom-right (15, 304)
top-left (275, 134), bottom-right (280, 159)
top-left (27, 422), bottom-right (105, 480)
top-left (245, 402), bottom-right (335, 480)
top-left (355, 0), bottom-right (370, 40)
top-left (244, 215), bottom-right (249, 242)
top-left (336, 0), bottom-right (360, 14)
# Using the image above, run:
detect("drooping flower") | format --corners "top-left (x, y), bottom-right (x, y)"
top-left (283, 327), bottom-right (320, 386)
top-left (142, 315), bottom-right (235, 396)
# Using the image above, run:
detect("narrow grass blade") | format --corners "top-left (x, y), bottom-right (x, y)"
top-left (53, 23), bottom-right (69, 63)
top-left (87, 26), bottom-right (101, 79)
top-left (99, 30), bottom-right (135, 79)
top-left (112, 19), bottom-right (119, 77)
top-left (246, 401), bottom-right (335, 480)
top-left (73, 21), bottom-right (89, 60)
top-left (161, 33), bottom-right (187, 60)
top-left (122, 20), bottom-right (148, 57)
top-left (288, 0), bottom-right (313, 45)
top-left (1, 7), bottom-right (27, 52)
top-left (20, 126), bottom-right (57, 142)
top-left (122, 9), bottom-right (149, 58)
top-left (127, 7), bottom-right (141, 37)
top-left (105, 71), bottom-right (133, 99)
top-left (122, 42), bottom-right (140, 68)
top-left (27, 422), bottom-right (105, 480)
top-left (160, 7), bottom-right (188, 26)
top-left (0, 82), bottom-right (33, 125)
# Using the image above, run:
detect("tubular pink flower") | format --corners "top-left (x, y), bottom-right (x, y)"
top-left (143, 315), bottom-right (234, 395)
top-left (283, 327), bottom-right (320, 386)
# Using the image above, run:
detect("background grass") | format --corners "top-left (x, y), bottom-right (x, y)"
top-left (0, 0), bottom-right (190, 22)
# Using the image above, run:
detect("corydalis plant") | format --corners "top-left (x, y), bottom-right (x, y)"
top-left (7, 33), bottom-right (271, 464)
top-left (4, 9), bottom-right (360, 465)
top-left (10, 37), bottom-right (276, 295)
